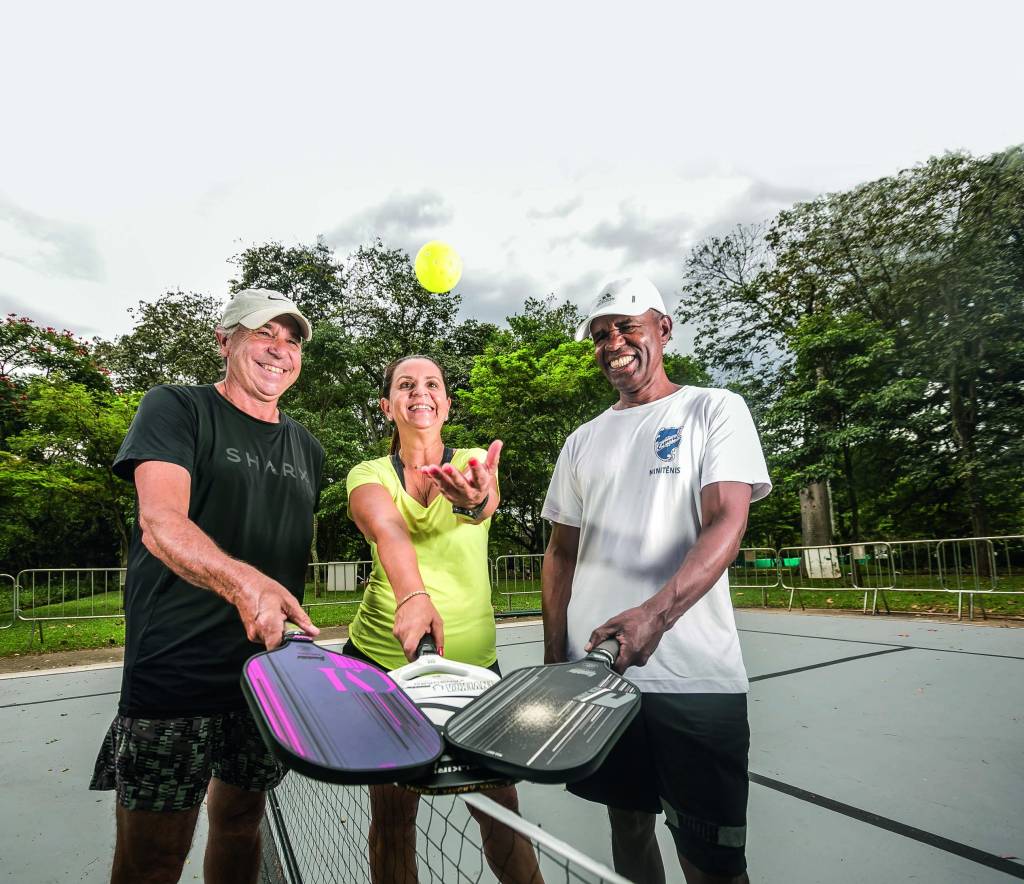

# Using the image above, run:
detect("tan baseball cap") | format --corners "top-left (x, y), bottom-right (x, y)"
top-left (575, 276), bottom-right (667, 341)
top-left (221, 289), bottom-right (312, 341)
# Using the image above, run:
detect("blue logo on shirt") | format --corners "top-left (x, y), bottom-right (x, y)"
top-left (655, 426), bottom-right (682, 462)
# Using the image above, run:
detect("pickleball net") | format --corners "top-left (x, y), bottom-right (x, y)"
top-left (259, 774), bottom-right (630, 883)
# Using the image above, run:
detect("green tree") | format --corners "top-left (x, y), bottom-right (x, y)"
top-left (456, 340), bottom-right (607, 553)
top-left (2, 314), bottom-right (112, 459)
top-left (1, 315), bottom-right (109, 385)
top-left (230, 238), bottom-right (502, 560)
top-left (681, 146), bottom-right (1024, 544)
top-left (456, 297), bottom-right (709, 552)
top-left (762, 310), bottom-right (919, 541)
top-left (1, 380), bottom-right (139, 570)
top-left (769, 149), bottom-right (1024, 539)
top-left (229, 239), bottom-right (345, 326)
top-left (93, 291), bottom-right (223, 391)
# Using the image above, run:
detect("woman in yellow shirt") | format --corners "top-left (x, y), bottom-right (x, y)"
top-left (345, 354), bottom-right (540, 884)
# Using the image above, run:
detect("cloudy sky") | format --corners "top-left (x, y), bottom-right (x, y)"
top-left (1, 0), bottom-right (1021, 347)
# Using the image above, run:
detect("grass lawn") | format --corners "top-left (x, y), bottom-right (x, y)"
top-left (733, 587), bottom-right (1024, 617)
top-left (0, 616), bottom-right (126, 657)
top-left (491, 576), bottom-right (1024, 618)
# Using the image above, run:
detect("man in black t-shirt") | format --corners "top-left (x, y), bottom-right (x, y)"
top-left (90, 289), bottom-right (324, 884)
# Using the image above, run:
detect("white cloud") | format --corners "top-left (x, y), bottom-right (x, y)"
top-left (581, 202), bottom-right (696, 265)
top-left (0, 290), bottom-right (104, 339)
top-left (0, 0), bottom-right (1020, 343)
top-left (527, 197), bottom-right (584, 220)
top-left (0, 197), bottom-right (105, 282)
top-left (325, 191), bottom-right (455, 257)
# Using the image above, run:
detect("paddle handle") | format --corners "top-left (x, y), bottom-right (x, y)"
top-left (283, 621), bottom-right (314, 643)
top-left (587, 638), bottom-right (620, 668)
top-left (415, 634), bottom-right (439, 658)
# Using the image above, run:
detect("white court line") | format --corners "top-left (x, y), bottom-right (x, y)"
top-left (0, 660), bottom-right (124, 679)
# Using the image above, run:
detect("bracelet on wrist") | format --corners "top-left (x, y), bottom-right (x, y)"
top-left (395, 590), bottom-right (430, 611)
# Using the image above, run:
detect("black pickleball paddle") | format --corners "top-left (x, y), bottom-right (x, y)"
top-left (443, 639), bottom-right (640, 784)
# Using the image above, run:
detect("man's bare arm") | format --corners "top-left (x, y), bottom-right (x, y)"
top-left (541, 522), bottom-right (580, 664)
top-left (587, 481), bottom-right (752, 671)
top-left (134, 460), bottom-right (317, 649)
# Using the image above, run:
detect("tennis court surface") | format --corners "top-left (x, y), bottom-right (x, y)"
top-left (1, 611), bottom-right (1021, 883)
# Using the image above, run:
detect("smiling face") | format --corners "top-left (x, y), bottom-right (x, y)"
top-left (381, 357), bottom-right (451, 434)
top-left (591, 309), bottom-right (676, 406)
top-left (218, 315), bottom-right (303, 404)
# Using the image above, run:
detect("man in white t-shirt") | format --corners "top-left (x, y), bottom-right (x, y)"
top-left (542, 276), bottom-right (771, 884)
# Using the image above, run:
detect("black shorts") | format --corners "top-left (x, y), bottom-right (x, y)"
top-left (89, 709), bottom-right (285, 812)
top-left (568, 692), bottom-right (750, 878)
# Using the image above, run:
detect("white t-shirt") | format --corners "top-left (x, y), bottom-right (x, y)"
top-left (542, 386), bottom-right (771, 694)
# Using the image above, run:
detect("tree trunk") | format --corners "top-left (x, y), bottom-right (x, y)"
top-left (800, 480), bottom-right (838, 579)
top-left (799, 480), bottom-right (833, 547)
top-left (803, 365), bottom-right (838, 550)
top-left (114, 511), bottom-right (130, 569)
top-left (842, 444), bottom-right (861, 541)
top-left (946, 325), bottom-right (990, 574)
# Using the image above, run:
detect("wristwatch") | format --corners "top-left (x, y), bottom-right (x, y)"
top-left (452, 495), bottom-right (489, 521)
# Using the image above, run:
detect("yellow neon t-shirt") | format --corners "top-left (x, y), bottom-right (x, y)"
top-left (346, 449), bottom-right (496, 670)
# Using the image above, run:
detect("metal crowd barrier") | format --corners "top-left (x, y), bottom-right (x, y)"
top-left (15, 568), bottom-right (126, 622)
top-left (6, 535), bottom-right (1020, 627)
top-left (304, 555), bottom-right (543, 618)
top-left (0, 573), bottom-right (15, 629)
top-left (729, 548), bottom-right (782, 606)
top-left (776, 542), bottom-right (896, 613)
top-left (8, 562), bottom-right (376, 626)
top-left (304, 560), bottom-right (372, 612)
top-left (5, 559), bottom-right (531, 624)
top-left (491, 554), bottom-right (544, 614)
top-left (886, 535), bottom-right (1024, 618)
top-left (736, 534), bottom-right (1024, 619)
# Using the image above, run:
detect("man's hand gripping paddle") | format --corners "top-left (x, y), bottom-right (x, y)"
top-left (390, 637), bottom-right (516, 795)
top-left (443, 639), bottom-right (640, 784)
top-left (241, 624), bottom-right (442, 784)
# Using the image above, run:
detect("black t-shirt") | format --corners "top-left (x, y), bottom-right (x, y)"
top-left (114, 384), bottom-right (324, 716)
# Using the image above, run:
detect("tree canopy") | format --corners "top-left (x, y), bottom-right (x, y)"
top-left (680, 146), bottom-right (1024, 545)
top-left (2, 146), bottom-right (1020, 572)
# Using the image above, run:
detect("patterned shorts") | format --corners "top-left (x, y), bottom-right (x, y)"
top-left (89, 709), bottom-right (285, 812)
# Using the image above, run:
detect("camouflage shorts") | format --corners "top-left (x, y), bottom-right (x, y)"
top-left (90, 709), bottom-right (285, 811)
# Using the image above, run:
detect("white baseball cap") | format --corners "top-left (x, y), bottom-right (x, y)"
top-left (574, 276), bottom-right (668, 341)
top-left (220, 289), bottom-right (313, 341)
